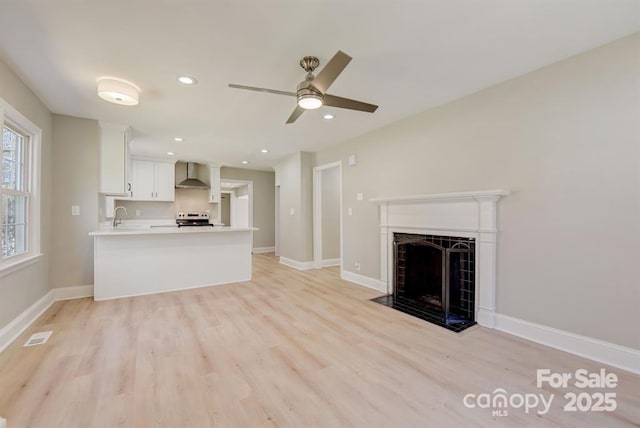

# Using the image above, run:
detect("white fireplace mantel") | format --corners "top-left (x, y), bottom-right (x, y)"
top-left (371, 189), bottom-right (509, 328)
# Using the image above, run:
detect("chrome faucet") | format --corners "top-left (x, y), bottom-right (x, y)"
top-left (113, 206), bottom-right (128, 228)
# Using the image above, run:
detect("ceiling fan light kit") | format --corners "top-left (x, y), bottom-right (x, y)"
top-left (229, 50), bottom-right (378, 123)
top-left (297, 90), bottom-right (323, 109)
top-left (97, 77), bottom-right (140, 106)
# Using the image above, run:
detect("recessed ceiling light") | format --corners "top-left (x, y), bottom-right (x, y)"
top-left (323, 114), bottom-right (335, 120)
top-left (178, 76), bottom-right (197, 85)
top-left (167, 152), bottom-right (175, 156)
top-left (261, 149), bottom-right (269, 153)
top-left (241, 160), bottom-right (249, 164)
top-left (174, 137), bottom-right (183, 142)
top-left (97, 77), bottom-right (140, 106)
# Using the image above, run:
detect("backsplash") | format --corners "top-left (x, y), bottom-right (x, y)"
top-left (114, 188), bottom-right (216, 220)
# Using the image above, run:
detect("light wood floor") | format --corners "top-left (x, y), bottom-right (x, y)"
top-left (0, 253), bottom-right (638, 427)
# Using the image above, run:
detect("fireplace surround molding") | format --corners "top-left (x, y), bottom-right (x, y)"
top-left (371, 189), bottom-right (509, 328)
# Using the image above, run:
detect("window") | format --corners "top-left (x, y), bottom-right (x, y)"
top-left (0, 98), bottom-right (41, 271)
top-left (2, 125), bottom-right (29, 258)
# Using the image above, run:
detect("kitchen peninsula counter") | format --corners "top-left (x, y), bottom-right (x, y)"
top-left (89, 225), bottom-right (256, 236)
top-left (90, 226), bottom-right (257, 300)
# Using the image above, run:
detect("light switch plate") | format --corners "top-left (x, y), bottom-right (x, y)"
top-left (348, 207), bottom-right (353, 216)
top-left (135, 210), bottom-right (141, 216)
top-left (348, 154), bottom-right (357, 166)
top-left (290, 208), bottom-right (295, 216)
top-left (356, 192), bottom-right (363, 201)
top-left (71, 205), bottom-right (80, 216)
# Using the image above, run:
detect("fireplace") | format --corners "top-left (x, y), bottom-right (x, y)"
top-left (370, 190), bottom-right (509, 331)
top-left (385, 233), bottom-right (476, 331)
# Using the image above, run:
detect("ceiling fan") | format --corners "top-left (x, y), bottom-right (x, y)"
top-left (229, 50), bottom-right (378, 124)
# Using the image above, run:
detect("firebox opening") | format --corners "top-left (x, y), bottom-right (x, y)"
top-left (372, 233), bottom-right (476, 333)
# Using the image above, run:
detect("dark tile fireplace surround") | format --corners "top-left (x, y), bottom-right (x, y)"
top-left (372, 233), bottom-right (477, 333)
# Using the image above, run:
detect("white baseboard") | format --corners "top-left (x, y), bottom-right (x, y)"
top-left (279, 257), bottom-right (314, 271)
top-left (341, 270), bottom-right (388, 293)
top-left (495, 313), bottom-right (640, 375)
top-left (54, 284), bottom-right (94, 300)
top-left (252, 246), bottom-right (275, 254)
top-left (0, 284), bottom-right (95, 353)
top-left (0, 289), bottom-right (55, 353)
top-left (320, 258), bottom-right (341, 268)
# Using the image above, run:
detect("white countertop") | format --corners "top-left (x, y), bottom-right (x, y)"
top-left (90, 225), bottom-right (257, 236)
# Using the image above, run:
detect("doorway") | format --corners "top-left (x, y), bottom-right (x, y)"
top-left (313, 161), bottom-right (342, 269)
top-left (220, 179), bottom-right (253, 228)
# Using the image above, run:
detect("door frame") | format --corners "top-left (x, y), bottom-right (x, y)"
top-left (313, 161), bottom-right (342, 269)
top-left (275, 185), bottom-right (280, 256)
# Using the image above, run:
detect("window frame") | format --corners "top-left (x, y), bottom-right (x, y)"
top-left (0, 97), bottom-right (42, 275)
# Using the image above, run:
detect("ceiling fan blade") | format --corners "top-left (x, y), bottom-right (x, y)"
top-left (228, 84), bottom-right (296, 97)
top-left (286, 105), bottom-right (306, 124)
top-left (310, 51), bottom-right (352, 94)
top-left (323, 94), bottom-right (378, 113)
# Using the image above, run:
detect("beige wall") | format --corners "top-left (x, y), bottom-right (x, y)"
top-left (0, 59), bottom-right (53, 328)
top-left (274, 152), bottom-right (313, 262)
top-left (51, 115), bottom-right (99, 288)
top-left (314, 34), bottom-right (640, 349)
top-left (221, 167), bottom-right (275, 250)
top-left (321, 167), bottom-right (340, 260)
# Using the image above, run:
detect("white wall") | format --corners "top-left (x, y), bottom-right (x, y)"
top-left (234, 195), bottom-right (250, 228)
top-left (314, 33), bottom-right (640, 350)
top-left (0, 59), bottom-right (53, 328)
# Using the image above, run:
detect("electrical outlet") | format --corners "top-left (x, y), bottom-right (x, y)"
top-left (71, 205), bottom-right (80, 216)
top-left (356, 192), bottom-right (363, 201)
top-left (354, 261), bottom-right (361, 271)
top-left (135, 210), bottom-right (141, 216)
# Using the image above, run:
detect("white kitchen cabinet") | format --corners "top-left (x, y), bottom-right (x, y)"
top-left (154, 162), bottom-right (175, 200)
top-left (130, 159), bottom-right (175, 201)
top-left (99, 123), bottom-right (130, 195)
top-left (209, 166), bottom-right (221, 203)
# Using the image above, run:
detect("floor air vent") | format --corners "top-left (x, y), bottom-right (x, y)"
top-left (24, 331), bottom-right (53, 347)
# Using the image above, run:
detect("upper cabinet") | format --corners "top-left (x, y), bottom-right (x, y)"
top-left (99, 123), bottom-right (130, 195)
top-left (209, 166), bottom-right (221, 203)
top-left (129, 159), bottom-right (176, 201)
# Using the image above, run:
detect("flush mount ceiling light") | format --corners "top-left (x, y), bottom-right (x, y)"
top-left (323, 113), bottom-right (335, 120)
top-left (174, 137), bottom-right (184, 142)
top-left (97, 77), bottom-right (140, 106)
top-left (241, 160), bottom-right (249, 164)
top-left (260, 149), bottom-right (269, 153)
top-left (167, 151), bottom-right (175, 156)
top-left (178, 75), bottom-right (197, 85)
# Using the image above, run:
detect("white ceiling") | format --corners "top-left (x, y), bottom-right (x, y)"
top-left (0, 1), bottom-right (638, 170)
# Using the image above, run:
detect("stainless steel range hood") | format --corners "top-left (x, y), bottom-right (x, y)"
top-left (175, 162), bottom-right (210, 190)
